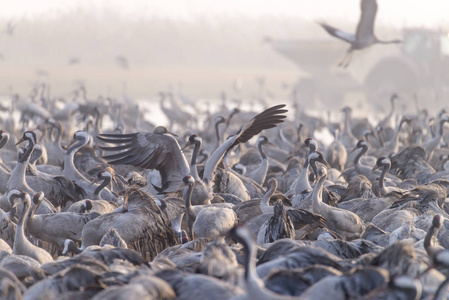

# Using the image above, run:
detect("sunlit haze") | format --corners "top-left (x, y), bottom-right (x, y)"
top-left (2, 0), bottom-right (449, 26)
top-left (1, 0), bottom-right (449, 108)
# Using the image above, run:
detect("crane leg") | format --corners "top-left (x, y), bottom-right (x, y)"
top-left (338, 49), bottom-right (353, 68)
top-left (342, 51), bottom-right (353, 68)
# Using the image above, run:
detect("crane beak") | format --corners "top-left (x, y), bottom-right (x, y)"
top-left (89, 177), bottom-right (99, 187)
top-left (349, 146), bottom-right (358, 154)
top-left (320, 159), bottom-right (332, 170)
top-left (11, 197), bottom-right (25, 209)
top-left (266, 141), bottom-right (276, 147)
top-left (368, 165), bottom-right (379, 176)
top-left (293, 143), bottom-right (306, 154)
top-left (174, 182), bottom-right (186, 193)
top-left (181, 141), bottom-right (192, 151)
top-left (67, 139), bottom-right (77, 149)
top-left (15, 137), bottom-right (25, 146)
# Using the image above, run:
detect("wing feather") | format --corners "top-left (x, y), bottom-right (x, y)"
top-left (203, 105), bottom-right (288, 184)
top-left (99, 132), bottom-right (189, 192)
top-left (356, 0), bottom-right (377, 41)
top-left (231, 104), bottom-right (287, 147)
top-left (318, 22), bottom-right (356, 44)
top-left (287, 209), bottom-right (326, 230)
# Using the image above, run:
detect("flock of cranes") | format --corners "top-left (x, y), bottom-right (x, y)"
top-left (0, 83), bottom-right (449, 300)
top-left (0, 1), bottom-right (446, 299)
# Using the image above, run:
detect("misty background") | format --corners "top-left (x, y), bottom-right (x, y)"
top-left (0, 1), bottom-right (448, 111)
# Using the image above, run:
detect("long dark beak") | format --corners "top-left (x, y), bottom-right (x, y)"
top-left (293, 143), bottom-right (306, 154)
top-left (174, 182), bottom-right (187, 193)
top-left (368, 165), bottom-right (379, 176)
top-left (266, 141), bottom-right (276, 147)
top-left (181, 141), bottom-right (192, 151)
top-left (89, 177), bottom-right (99, 187)
top-left (67, 139), bottom-right (77, 149)
top-left (349, 146), bottom-right (358, 154)
top-left (11, 196), bottom-right (25, 209)
top-left (320, 159), bottom-right (332, 169)
top-left (15, 137), bottom-right (25, 146)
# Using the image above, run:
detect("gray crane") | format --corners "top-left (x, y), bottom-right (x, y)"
top-left (318, 0), bottom-right (401, 67)
top-left (9, 189), bottom-right (53, 264)
top-left (98, 105), bottom-right (288, 206)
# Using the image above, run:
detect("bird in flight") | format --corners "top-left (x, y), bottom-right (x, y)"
top-left (318, 0), bottom-right (401, 67)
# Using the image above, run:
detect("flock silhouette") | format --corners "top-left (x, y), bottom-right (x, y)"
top-left (0, 0), bottom-right (448, 299)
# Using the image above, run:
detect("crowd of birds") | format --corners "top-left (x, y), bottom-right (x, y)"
top-left (0, 85), bottom-right (449, 300)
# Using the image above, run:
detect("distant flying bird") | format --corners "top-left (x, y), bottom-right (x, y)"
top-left (68, 57), bottom-right (81, 65)
top-left (35, 69), bottom-right (49, 77)
top-left (318, 0), bottom-right (401, 67)
top-left (116, 55), bottom-right (129, 70)
top-left (5, 21), bottom-right (16, 36)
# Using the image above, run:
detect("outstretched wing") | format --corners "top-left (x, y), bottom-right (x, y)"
top-left (231, 104), bottom-right (288, 148)
top-left (356, 0), bottom-right (377, 41)
top-left (98, 132), bottom-right (190, 193)
top-left (203, 104), bottom-right (288, 184)
top-left (318, 22), bottom-right (356, 44)
top-left (287, 209), bottom-right (326, 230)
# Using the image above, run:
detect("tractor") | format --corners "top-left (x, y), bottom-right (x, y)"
top-left (269, 28), bottom-right (449, 110)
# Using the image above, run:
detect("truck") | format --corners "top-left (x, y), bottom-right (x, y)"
top-left (269, 28), bottom-right (449, 110)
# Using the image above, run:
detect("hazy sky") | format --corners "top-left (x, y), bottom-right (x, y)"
top-left (1, 0), bottom-right (448, 28)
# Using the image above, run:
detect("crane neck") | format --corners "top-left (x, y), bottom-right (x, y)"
top-left (8, 141), bottom-right (34, 192)
top-left (190, 141), bottom-right (201, 181)
top-left (184, 182), bottom-right (195, 216)
top-left (424, 222), bottom-right (440, 256)
top-left (183, 182), bottom-right (196, 239)
top-left (54, 124), bottom-right (63, 145)
top-left (312, 174), bottom-right (326, 211)
top-left (343, 112), bottom-right (352, 135)
top-left (64, 239), bottom-right (82, 255)
top-left (294, 158), bottom-right (311, 194)
top-left (376, 130), bottom-right (384, 147)
top-left (260, 181), bottom-right (277, 213)
top-left (94, 176), bottom-right (111, 199)
top-left (378, 163), bottom-right (390, 195)
top-left (215, 121), bottom-right (223, 147)
top-left (203, 135), bottom-right (236, 186)
top-left (256, 140), bottom-right (267, 160)
top-left (390, 119), bottom-right (407, 148)
top-left (333, 129), bottom-right (339, 141)
top-left (64, 138), bottom-right (90, 182)
top-left (278, 127), bottom-right (289, 146)
top-left (388, 98), bottom-right (395, 118)
top-left (241, 233), bottom-right (261, 285)
top-left (438, 119), bottom-right (448, 136)
top-left (17, 198), bottom-right (30, 229)
top-left (15, 197), bottom-right (31, 249)
top-left (18, 140), bottom-right (35, 164)
top-left (29, 196), bottom-right (44, 219)
top-left (354, 145), bottom-right (367, 166)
